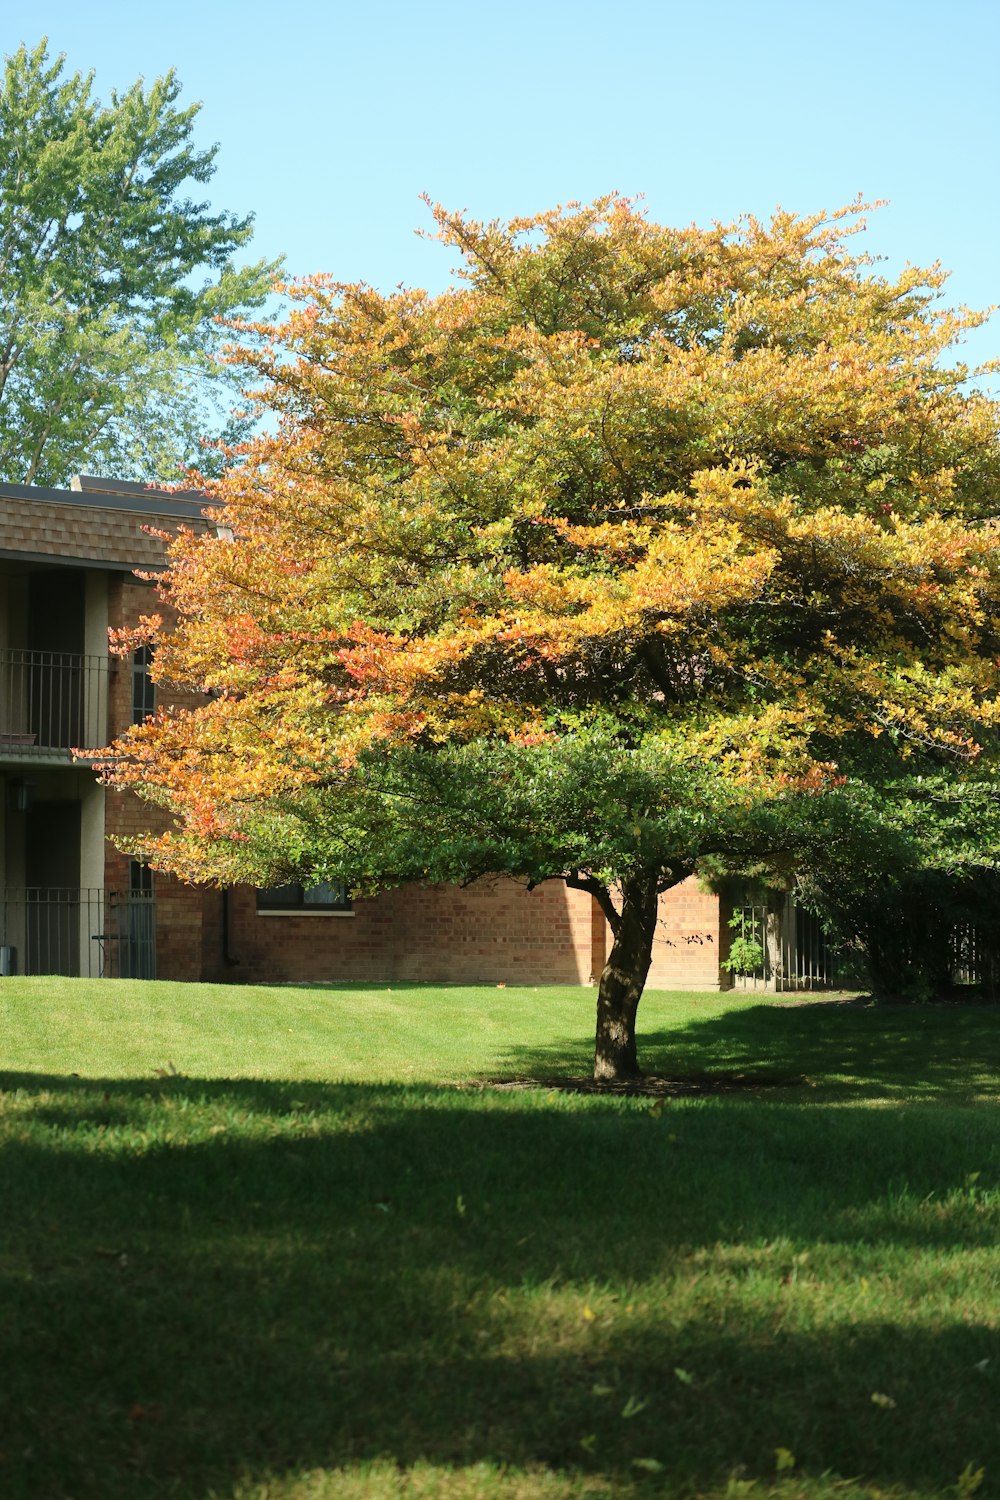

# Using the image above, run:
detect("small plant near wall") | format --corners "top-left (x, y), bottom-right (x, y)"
top-left (722, 913), bottom-right (765, 977)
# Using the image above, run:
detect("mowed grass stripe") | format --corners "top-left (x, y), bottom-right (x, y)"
top-left (0, 976), bottom-right (779, 1084)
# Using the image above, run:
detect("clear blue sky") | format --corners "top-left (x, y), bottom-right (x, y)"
top-left (4, 0), bottom-right (999, 364)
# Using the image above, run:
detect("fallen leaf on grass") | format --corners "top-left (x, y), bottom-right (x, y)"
top-left (621, 1394), bottom-right (649, 1419)
top-left (128, 1403), bottom-right (161, 1424)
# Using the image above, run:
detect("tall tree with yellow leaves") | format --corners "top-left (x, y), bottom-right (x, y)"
top-left (100, 198), bottom-right (1000, 1080)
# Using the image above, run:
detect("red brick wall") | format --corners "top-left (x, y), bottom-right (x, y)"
top-left (205, 876), bottom-right (723, 991)
top-left (647, 877), bottom-right (723, 990)
top-left (589, 877), bottom-right (723, 992)
top-left (205, 878), bottom-right (596, 987)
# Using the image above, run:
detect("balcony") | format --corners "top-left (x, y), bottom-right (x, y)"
top-left (0, 647), bottom-right (109, 760)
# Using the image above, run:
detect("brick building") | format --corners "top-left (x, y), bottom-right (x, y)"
top-left (0, 474), bottom-right (762, 990)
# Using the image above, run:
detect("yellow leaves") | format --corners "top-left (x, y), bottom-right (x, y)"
top-left (810, 641), bottom-right (1000, 759)
top-left (679, 702), bottom-right (835, 793)
top-left (548, 514), bottom-right (660, 556)
top-left (640, 525), bottom-right (778, 615)
top-left (499, 519), bottom-right (778, 657)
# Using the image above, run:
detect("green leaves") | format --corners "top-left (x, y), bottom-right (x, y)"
top-left (0, 40), bottom-right (281, 484)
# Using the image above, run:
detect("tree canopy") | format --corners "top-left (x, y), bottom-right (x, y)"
top-left (100, 196), bottom-right (1000, 1078)
top-left (0, 39), bottom-right (280, 484)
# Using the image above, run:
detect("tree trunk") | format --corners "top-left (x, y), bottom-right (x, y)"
top-left (593, 875), bottom-right (660, 1082)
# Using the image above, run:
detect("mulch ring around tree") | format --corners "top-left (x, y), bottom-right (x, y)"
top-left (469, 1073), bottom-right (810, 1097)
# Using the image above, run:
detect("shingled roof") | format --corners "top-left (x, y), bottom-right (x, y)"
top-left (0, 474), bottom-right (213, 571)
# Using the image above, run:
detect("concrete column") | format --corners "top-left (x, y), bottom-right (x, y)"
top-left (765, 900), bottom-right (786, 992)
top-left (79, 774), bottom-right (107, 977)
top-left (83, 571), bottom-right (109, 748)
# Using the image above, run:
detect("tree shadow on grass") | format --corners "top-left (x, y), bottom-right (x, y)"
top-left (493, 998), bottom-right (1000, 1101)
top-left (2, 1071), bottom-right (1000, 1497)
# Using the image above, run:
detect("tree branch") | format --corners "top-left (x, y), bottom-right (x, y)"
top-left (565, 870), bottom-right (620, 935)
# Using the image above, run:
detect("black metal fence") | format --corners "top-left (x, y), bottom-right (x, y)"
top-left (728, 897), bottom-right (1000, 995)
top-left (0, 888), bottom-right (155, 979)
top-left (0, 648), bottom-right (109, 753)
top-left (728, 895), bottom-right (839, 991)
top-left (951, 923), bottom-right (999, 993)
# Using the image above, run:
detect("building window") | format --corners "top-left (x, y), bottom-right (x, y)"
top-left (132, 646), bottom-right (155, 725)
top-left (256, 880), bottom-right (352, 915)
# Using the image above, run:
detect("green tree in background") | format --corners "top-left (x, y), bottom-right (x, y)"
top-left (0, 40), bottom-right (280, 485)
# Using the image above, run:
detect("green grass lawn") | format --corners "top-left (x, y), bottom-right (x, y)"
top-left (2, 977), bottom-right (1000, 1500)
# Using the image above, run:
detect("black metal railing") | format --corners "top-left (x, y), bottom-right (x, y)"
top-left (0, 648), bottom-right (109, 753)
top-left (0, 888), bottom-right (155, 979)
top-left (728, 903), bottom-right (1000, 995)
top-left (729, 895), bottom-right (839, 991)
top-left (951, 923), bottom-right (999, 994)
